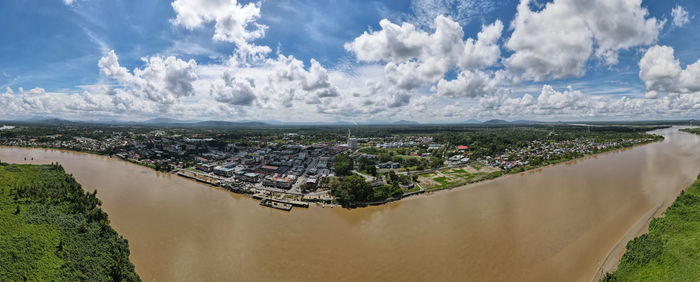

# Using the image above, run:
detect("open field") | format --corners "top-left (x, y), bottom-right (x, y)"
top-left (416, 165), bottom-right (501, 191)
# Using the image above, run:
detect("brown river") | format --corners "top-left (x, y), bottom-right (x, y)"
top-left (1, 127), bottom-right (699, 281)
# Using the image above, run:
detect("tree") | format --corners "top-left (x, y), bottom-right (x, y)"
top-left (367, 165), bottom-right (377, 177)
top-left (329, 174), bottom-right (372, 205)
top-left (333, 154), bottom-right (353, 176)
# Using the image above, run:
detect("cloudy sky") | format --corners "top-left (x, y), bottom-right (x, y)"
top-left (0, 0), bottom-right (698, 122)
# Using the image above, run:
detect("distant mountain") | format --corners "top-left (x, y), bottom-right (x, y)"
top-left (393, 120), bottom-right (420, 125)
top-left (23, 118), bottom-right (78, 125)
top-left (193, 120), bottom-right (268, 127)
top-left (482, 119), bottom-right (509, 124)
top-left (143, 118), bottom-right (199, 124)
top-left (463, 119), bottom-right (482, 124)
top-left (261, 120), bottom-right (356, 126)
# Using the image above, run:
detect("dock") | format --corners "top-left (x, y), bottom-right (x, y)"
top-left (259, 199), bottom-right (292, 211)
top-left (176, 170), bottom-right (221, 186)
top-left (252, 194), bottom-right (310, 208)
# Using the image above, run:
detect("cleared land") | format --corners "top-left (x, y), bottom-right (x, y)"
top-left (416, 165), bottom-right (501, 191)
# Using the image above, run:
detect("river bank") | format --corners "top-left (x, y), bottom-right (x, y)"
top-left (601, 173), bottom-right (700, 280)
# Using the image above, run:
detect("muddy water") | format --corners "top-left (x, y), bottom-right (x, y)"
top-left (1, 127), bottom-right (699, 281)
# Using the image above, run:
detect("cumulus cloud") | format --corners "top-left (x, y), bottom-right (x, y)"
top-left (209, 54), bottom-right (341, 109)
top-left (345, 16), bottom-right (503, 92)
top-left (171, 0), bottom-right (270, 60)
top-left (434, 70), bottom-right (499, 98)
top-left (638, 45), bottom-right (681, 95)
top-left (171, 0), bottom-right (266, 43)
top-left (672, 5), bottom-right (690, 27)
top-left (468, 85), bottom-right (699, 119)
top-left (506, 0), bottom-right (662, 81)
top-left (98, 50), bottom-right (198, 105)
top-left (639, 45), bottom-right (700, 98)
top-left (0, 87), bottom-right (122, 120)
top-left (210, 71), bottom-right (256, 105)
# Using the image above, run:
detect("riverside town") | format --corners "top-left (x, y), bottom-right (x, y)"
top-left (0, 122), bottom-right (664, 210)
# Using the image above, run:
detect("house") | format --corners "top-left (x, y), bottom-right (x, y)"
top-left (428, 144), bottom-right (442, 150)
top-left (456, 145), bottom-right (469, 152)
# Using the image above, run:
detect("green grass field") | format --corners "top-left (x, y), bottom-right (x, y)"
top-left (0, 162), bottom-right (140, 281)
top-left (604, 173), bottom-right (700, 281)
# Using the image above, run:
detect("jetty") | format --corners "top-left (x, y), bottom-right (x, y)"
top-left (176, 170), bottom-right (221, 186)
top-left (253, 193), bottom-right (309, 210)
top-left (259, 199), bottom-right (293, 211)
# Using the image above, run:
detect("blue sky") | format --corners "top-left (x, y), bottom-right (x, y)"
top-left (0, 0), bottom-right (698, 122)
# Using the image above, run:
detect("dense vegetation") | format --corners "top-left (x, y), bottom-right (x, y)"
top-left (680, 128), bottom-right (700, 135)
top-left (0, 162), bottom-right (140, 281)
top-left (603, 173), bottom-right (700, 281)
top-left (328, 174), bottom-right (403, 206)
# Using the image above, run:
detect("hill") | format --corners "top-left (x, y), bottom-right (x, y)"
top-left (482, 119), bottom-right (510, 124)
top-left (192, 120), bottom-right (268, 127)
top-left (0, 163), bottom-right (140, 281)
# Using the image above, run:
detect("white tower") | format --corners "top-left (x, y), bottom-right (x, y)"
top-left (347, 129), bottom-right (358, 149)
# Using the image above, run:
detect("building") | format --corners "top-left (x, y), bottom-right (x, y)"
top-left (428, 144), bottom-right (442, 150)
top-left (241, 172), bottom-right (260, 183)
top-left (261, 165), bottom-right (279, 173)
top-left (196, 162), bottom-right (216, 172)
top-left (347, 138), bottom-right (358, 150)
top-left (214, 166), bottom-right (235, 177)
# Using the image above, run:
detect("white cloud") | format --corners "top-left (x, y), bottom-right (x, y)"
top-left (468, 85), bottom-right (699, 119)
top-left (171, 0), bottom-right (270, 59)
top-left (98, 50), bottom-right (198, 105)
top-left (638, 45), bottom-right (681, 95)
top-left (679, 61), bottom-right (700, 93)
top-left (210, 71), bottom-right (256, 105)
top-left (209, 54), bottom-right (341, 110)
top-left (672, 5), bottom-right (690, 27)
top-left (345, 16), bottom-right (503, 91)
top-left (506, 0), bottom-right (662, 81)
top-left (535, 85), bottom-right (585, 110)
top-left (639, 45), bottom-right (700, 98)
top-left (434, 70), bottom-right (499, 98)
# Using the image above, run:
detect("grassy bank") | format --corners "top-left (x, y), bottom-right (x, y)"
top-left (0, 162), bottom-right (140, 281)
top-left (603, 173), bottom-right (700, 281)
top-left (680, 128), bottom-right (700, 135)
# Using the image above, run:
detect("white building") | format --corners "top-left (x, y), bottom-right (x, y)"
top-left (347, 138), bottom-right (358, 150)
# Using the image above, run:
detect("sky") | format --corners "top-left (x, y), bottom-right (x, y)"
top-left (0, 0), bottom-right (698, 123)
